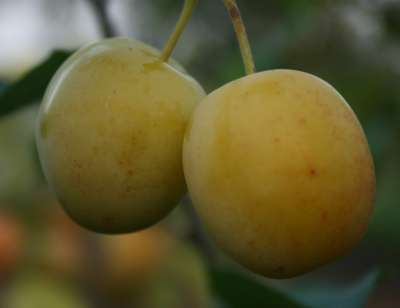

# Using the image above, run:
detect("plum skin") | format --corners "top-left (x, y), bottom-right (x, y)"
top-left (183, 69), bottom-right (375, 278)
top-left (36, 37), bottom-right (205, 234)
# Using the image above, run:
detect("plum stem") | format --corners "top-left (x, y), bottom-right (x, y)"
top-left (160, 0), bottom-right (198, 62)
top-left (222, 0), bottom-right (256, 75)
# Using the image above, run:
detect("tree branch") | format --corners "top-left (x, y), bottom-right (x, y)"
top-left (86, 0), bottom-right (116, 38)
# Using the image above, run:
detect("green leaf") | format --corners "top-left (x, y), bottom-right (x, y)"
top-left (0, 50), bottom-right (73, 118)
top-left (286, 270), bottom-right (380, 308)
top-left (210, 267), bottom-right (307, 308)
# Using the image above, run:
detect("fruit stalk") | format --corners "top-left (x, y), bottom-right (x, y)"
top-left (160, 0), bottom-right (199, 62)
top-left (222, 0), bottom-right (255, 75)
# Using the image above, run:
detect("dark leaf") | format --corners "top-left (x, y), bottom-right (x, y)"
top-left (210, 267), bottom-right (307, 308)
top-left (0, 50), bottom-right (73, 118)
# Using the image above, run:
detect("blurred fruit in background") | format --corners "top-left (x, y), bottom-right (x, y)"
top-left (100, 226), bottom-right (175, 290)
top-left (36, 204), bottom-right (86, 280)
top-left (0, 194), bottom-right (212, 307)
top-left (90, 221), bottom-right (211, 307)
top-left (0, 213), bottom-right (23, 280)
top-left (3, 272), bottom-right (89, 308)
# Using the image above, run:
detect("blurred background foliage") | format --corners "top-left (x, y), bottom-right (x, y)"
top-left (0, 0), bottom-right (399, 307)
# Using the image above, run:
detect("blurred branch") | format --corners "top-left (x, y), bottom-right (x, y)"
top-left (86, 0), bottom-right (116, 37)
top-left (182, 195), bottom-right (220, 266)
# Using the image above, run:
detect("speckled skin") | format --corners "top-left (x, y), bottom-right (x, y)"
top-left (183, 70), bottom-right (375, 278)
top-left (36, 38), bottom-right (205, 233)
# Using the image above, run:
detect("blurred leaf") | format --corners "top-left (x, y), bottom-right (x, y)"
top-left (210, 268), bottom-right (307, 308)
top-left (368, 155), bottom-right (400, 248)
top-left (0, 50), bottom-right (72, 118)
top-left (153, 0), bottom-right (182, 13)
top-left (0, 106), bottom-right (41, 207)
top-left (383, 3), bottom-right (400, 37)
top-left (277, 0), bottom-right (319, 19)
top-left (286, 270), bottom-right (380, 308)
top-left (0, 80), bottom-right (7, 91)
